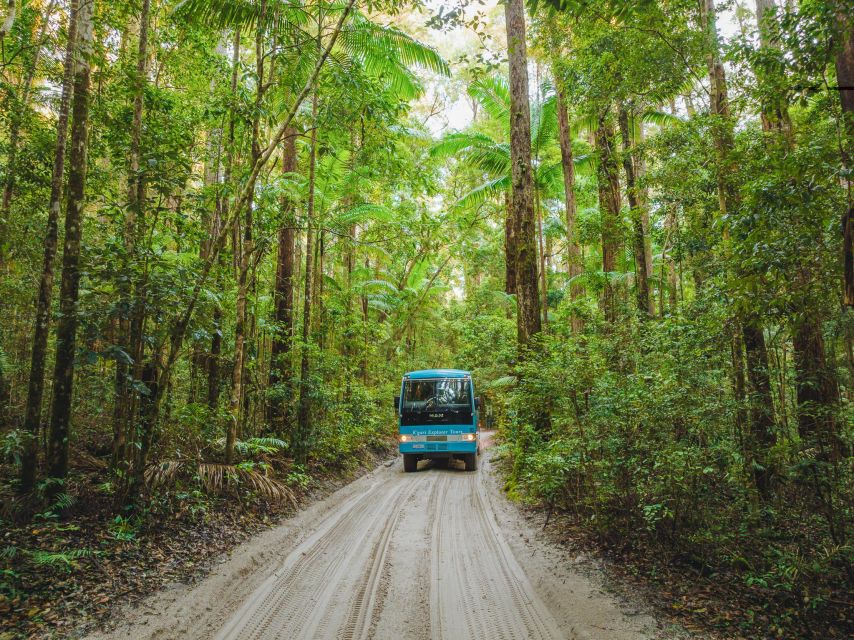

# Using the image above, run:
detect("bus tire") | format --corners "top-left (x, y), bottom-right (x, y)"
top-left (403, 454), bottom-right (418, 473)
top-left (464, 453), bottom-right (478, 472)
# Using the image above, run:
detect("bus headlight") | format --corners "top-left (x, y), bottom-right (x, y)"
top-left (466, 433), bottom-right (475, 441)
top-left (400, 434), bottom-right (409, 443)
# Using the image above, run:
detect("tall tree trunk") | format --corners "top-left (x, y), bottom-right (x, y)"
top-left (595, 112), bottom-right (622, 324)
top-left (47, 0), bottom-right (94, 481)
top-left (19, 0), bottom-right (79, 492)
top-left (635, 121), bottom-right (654, 312)
top-left (535, 196), bottom-right (548, 327)
top-left (296, 91), bottom-right (319, 463)
top-left (1, 0), bottom-right (57, 265)
top-left (113, 0), bottom-right (151, 471)
top-left (752, 2), bottom-right (842, 460)
top-left (269, 129), bottom-right (298, 431)
top-left (664, 204), bottom-right (678, 311)
top-left (209, 32), bottom-right (241, 414)
top-left (504, 190), bottom-right (517, 296)
top-left (617, 102), bottom-right (650, 317)
top-left (0, 0), bottom-right (15, 41)
top-left (227, 7), bottom-right (267, 463)
top-left (702, 0), bottom-right (777, 496)
top-left (743, 321), bottom-right (776, 496)
top-left (834, 9), bottom-right (854, 306)
top-left (556, 79), bottom-right (583, 333)
top-left (754, 0), bottom-right (793, 141)
top-left (504, 0), bottom-right (541, 347)
top-left (792, 316), bottom-right (840, 450)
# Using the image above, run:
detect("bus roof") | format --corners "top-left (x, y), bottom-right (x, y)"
top-left (404, 369), bottom-right (471, 379)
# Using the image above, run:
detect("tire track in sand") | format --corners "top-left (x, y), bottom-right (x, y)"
top-left (429, 470), bottom-right (566, 640)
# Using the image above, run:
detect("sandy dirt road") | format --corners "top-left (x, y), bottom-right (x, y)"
top-left (87, 437), bottom-right (669, 640)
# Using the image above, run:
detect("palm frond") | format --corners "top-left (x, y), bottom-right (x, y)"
top-left (334, 203), bottom-right (395, 225)
top-left (455, 176), bottom-right (511, 209)
top-left (532, 94), bottom-right (558, 157)
top-left (641, 109), bottom-right (683, 128)
top-left (535, 162), bottom-right (564, 197)
top-left (573, 153), bottom-right (597, 175)
top-left (430, 132), bottom-right (498, 159)
top-left (173, 0), bottom-right (305, 31)
top-left (337, 13), bottom-right (448, 99)
top-left (198, 463), bottom-right (296, 504)
top-left (464, 145), bottom-right (511, 175)
top-left (468, 75), bottom-right (511, 124)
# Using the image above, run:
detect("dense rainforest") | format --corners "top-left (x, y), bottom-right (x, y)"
top-left (0, 0), bottom-right (852, 637)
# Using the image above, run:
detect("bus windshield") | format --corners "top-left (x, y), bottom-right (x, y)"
top-left (402, 378), bottom-right (472, 419)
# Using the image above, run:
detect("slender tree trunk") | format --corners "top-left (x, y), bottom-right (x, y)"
top-left (617, 102), bottom-right (650, 317)
top-left (208, 33), bottom-right (241, 414)
top-left (555, 79), bottom-right (583, 333)
top-left (19, 0), bottom-right (79, 491)
top-left (636, 122), bottom-right (654, 312)
top-left (535, 196), bottom-right (548, 327)
top-left (504, 0), bottom-right (541, 347)
top-left (793, 316), bottom-right (843, 459)
top-left (0, 0), bottom-right (14, 34)
top-left (595, 112), bottom-right (622, 323)
top-left (113, 0), bottom-right (151, 471)
top-left (47, 0), bottom-right (94, 481)
top-left (664, 204), bottom-right (678, 311)
top-left (295, 91), bottom-right (319, 462)
top-left (1, 0), bottom-right (57, 264)
top-left (702, 0), bottom-right (777, 497)
top-left (754, 0), bottom-right (842, 463)
top-left (269, 130), bottom-right (298, 431)
top-left (226, 8), bottom-right (267, 463)
top-left (754, 0), bottom-right (793, 141)
top-left (743, 321), bottom-right (776, 496)
top-left (833, 9), bottom-right (854, 306)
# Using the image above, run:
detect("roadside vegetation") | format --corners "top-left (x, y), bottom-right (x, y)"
top-left (0, 0), bottom-right (851, 638)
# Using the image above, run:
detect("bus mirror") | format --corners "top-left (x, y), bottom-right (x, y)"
top-left (475, 397), bottom-right (481, 410)
top-left (394, 395), bottom-right (400, 412)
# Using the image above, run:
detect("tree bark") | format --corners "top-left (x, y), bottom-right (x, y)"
top-left (834, 9), bottom-right (854, 306)
top-left (754, 0), bottom-right (793, 140)
top-left (504, 190), bottom-right (517, 296)
top-left (1, 0), bottom-right (57, 266)
top-left (47, 0), bottom-right (94, 481)
top-left (743, 321), bottom-right (776, 497)
top-left (269, 129), bottom-right (298, 431)
top-left (209, 32), bottom-right (242, 414)
top-left (617, 103), bottom-right (650, 317)
top-left (504, 0), bottom-right (541, 347)
top-left (295, 92), bottom-right (319, 463)
top-left (701, 0), bottom-right (777, 497)
top-left (792, 315), bottom-right (842, 459)
top-left (595, 112), bottom-right (622, 323)
top-left (227, 9), bottom-right (267, 463)
top-left (19, 0), bottom-right (78, 492)
top-left (555, 80), bottom-right (583, 333)
top-left (113, 0), bottom-right (151, 470)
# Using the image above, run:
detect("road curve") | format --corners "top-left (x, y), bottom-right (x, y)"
top-left (88, 438), bottom-right (663, 640)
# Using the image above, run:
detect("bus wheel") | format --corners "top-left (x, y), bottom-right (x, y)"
top-left (464, 453), bottom-right (478, 472)
top-left (403, 454), bottom-right (418, 473)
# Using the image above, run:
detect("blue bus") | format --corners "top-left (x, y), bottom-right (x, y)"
top-left (394, 369), bottom-right (480, 472)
